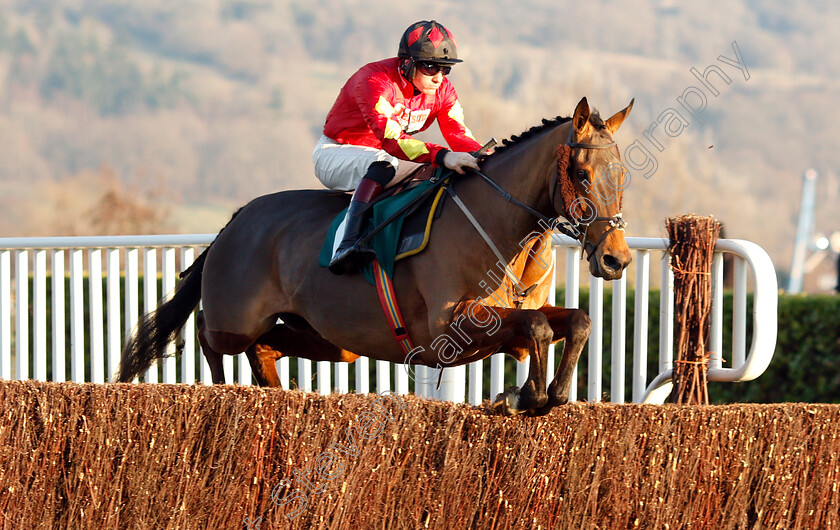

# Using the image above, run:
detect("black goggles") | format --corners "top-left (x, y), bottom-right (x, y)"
top-left (414, 61), bottom-right (452, 76)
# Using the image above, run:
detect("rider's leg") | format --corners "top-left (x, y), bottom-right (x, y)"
top-left (329, 161), bottom-right (396, 275)
top-left (313, 135), bottom-right (398, 191)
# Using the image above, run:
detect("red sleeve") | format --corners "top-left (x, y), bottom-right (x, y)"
top-left (436, 83), bottom-right (483, 153)
top-left (353, 74), bottom-right (444, 165)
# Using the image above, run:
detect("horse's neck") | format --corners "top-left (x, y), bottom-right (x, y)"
top-left (475, 122), bottom-right (568, 258)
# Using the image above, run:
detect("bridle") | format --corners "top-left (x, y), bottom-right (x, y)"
top-left (464, 133), bottom-right (627, 265)
top-left (547, 127), bottom-right (627, 260)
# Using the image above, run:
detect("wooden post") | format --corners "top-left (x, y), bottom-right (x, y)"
top-left (667, 215), bottom-right (720, 404)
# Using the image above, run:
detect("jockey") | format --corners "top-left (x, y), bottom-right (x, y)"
top-left (314, 20), bottom-right (483, 275)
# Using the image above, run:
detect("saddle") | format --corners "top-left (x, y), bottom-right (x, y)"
top-left (318, 168), bottom-right (449, 285)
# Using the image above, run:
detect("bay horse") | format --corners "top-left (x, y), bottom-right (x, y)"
top-left (117, 97), bottom-right (634, 415)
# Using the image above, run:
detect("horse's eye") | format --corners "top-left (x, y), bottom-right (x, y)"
top-left (576, 169), bottom-right (588, 179)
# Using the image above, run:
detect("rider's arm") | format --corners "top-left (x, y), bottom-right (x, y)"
top-left (353, 74), bottom-right (446, 166)
top-left (436, 85), bottom-right (482, 153)
top-left (434, 84), bottom-right (482, 174)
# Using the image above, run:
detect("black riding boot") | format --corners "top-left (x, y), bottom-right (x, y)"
top-left (329, 162), bottom-right (395, 275)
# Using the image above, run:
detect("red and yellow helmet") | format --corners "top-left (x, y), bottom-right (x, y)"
top-left (398, 20), bottom-right (461, 64)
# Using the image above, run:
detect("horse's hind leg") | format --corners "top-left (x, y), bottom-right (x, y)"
top-left (245, 344), bottom-right (282, 387)
top-left (244, 323), bottom-right (360, 388)
top-left (197, 311), bottom-right (227, 384)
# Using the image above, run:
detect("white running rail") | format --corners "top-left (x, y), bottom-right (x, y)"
top-left (0, 233), bottom-right (777, 404)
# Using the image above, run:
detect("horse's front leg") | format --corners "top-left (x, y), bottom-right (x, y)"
top-left (448, 302), bottom-right (553, 415)
top-left (535, 305), bottom-right (592, 407)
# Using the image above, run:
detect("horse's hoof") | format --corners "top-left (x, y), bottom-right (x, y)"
top-left (549, 394), bottom-right (569, 406)
top-left (491, 386), bottom-right (523, 416)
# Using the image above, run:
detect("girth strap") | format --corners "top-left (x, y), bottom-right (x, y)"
top-left (373, 260), bottom-right (415, 356)
top-left (374, 260), bottom-right (449, 390)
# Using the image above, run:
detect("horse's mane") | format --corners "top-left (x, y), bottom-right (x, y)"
top-left (491, 116), bottom-right (573, 156)
top-left (483, 112), bottom-right (615, 219)
top-left (557, 144), bottom-right (578, 218)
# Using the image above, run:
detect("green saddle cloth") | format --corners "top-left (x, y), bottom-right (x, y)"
top-left (319, 176), bottom-right (444, 285)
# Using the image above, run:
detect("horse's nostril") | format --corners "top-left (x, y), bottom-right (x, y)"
top-left (602, 254), bottom-right (622, 272)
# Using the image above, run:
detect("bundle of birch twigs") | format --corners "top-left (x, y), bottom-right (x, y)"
top-left (667, 214), bottom-right (721, 404)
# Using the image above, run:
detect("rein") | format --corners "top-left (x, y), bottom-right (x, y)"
top-left (445, 183), bottom-right (538, 303)
top-left (470, 170), bottom-right (581, 239)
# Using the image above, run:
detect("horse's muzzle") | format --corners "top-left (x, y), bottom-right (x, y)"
top-left (599, 251), bottom-right (632, 280)
top-left (588, 244), bottom-right (632, 280)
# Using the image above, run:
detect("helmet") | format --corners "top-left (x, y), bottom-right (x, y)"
top-left (398, 20), bottom-right (462, 64)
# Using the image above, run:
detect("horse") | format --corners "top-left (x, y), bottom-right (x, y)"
top-left (117, 97), bottom-right (634, 416)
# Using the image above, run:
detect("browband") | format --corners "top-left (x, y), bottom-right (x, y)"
top-left (567, 141), bottom-right (617, 150)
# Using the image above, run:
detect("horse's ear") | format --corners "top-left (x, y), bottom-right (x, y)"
top-left (573, 97), bottom-right (591, 133)
top-left (605, 98), bottom-right (634, 135)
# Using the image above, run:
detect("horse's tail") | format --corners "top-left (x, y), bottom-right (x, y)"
top-left (115, 249), bottom-right (207, 382)
top-left (116, 207), bottom-right (243, 382)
